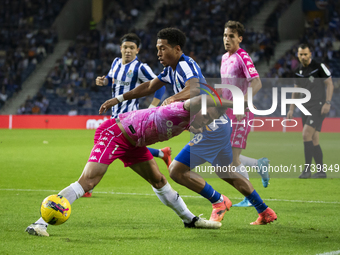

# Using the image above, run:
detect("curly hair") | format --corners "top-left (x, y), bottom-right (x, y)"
top-left (157, 28), bottom-right (186, 49)
top-left (224, 21), bottom-right (245, 37)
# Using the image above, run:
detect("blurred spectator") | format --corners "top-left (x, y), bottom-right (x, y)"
top-left (68, 108), bottom-right (78, 116)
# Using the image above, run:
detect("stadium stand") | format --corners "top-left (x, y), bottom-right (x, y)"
top-left (13, 0), bottom-right (340, 117)
top-left (0, 0), bottom-right (68, 109)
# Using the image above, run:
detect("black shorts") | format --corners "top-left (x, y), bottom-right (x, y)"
top-left (301, 107), bottom-right (326, 132)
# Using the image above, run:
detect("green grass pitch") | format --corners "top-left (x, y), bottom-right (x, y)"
top-left (0, 129), bottom-right (339, 255)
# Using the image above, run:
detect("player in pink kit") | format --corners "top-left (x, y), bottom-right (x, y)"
top-left (26, 97), bottom-right (225, 237)
top-left (221, 21), bottom-right (270, 207)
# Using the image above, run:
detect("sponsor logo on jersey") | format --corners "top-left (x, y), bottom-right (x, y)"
top-left (243, 55), bottom-right (250, 59)
top-left (249, 67), bottom-right (257, 74)
top-left (102, 137), bottom-right (108, 141)
top-left (116, 80), bottom-right (131, 86)
top-left (94, 148), bottom-right (101, 153)
top-left (99, 142), bottom-right (105, 146)
top-left (310, 120), bottom-right (314, 124)
top-left (240, 52), bottom-right (247, 55)
top-left (246, 61), bottom-right (253, 66)
top-left (234, 141), bottom-right (240, 145)
top-left (166, 120), bottom-right (174, 139)
top-left (238, 127), bottom-right (245, 131)
top-left (90, 156), bottom-right (97, 160)
top-left (309, 76), bottom-right (315, 83)
top-left (126, 69), bottom-right (133, 78)
top-left (236, 134), bottom-right (242, 138)
top-left (300, 70), bottom-right (303, 74)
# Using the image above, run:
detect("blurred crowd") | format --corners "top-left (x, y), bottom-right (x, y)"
top-left (0, 0), bottom-right (67, 110)
top-left (8, 0), bottom-right (340, 117)
top-left (266, 0), bottom-right (340, 79)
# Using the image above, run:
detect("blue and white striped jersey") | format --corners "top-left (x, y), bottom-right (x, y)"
top-left (157, 53), bottom-right (205, 94)
top-left (106, 57), bottom-right (157, 118)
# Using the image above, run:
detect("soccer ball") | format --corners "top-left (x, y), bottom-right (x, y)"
top-left (40, 194), bottom-right (71, 225)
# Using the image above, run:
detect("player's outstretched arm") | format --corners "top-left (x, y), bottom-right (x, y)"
top-left (162, 78), bottom-right (200, 106)
top-left (99, 78), bottom-right (166, 114)
top-left (125, 78), bottom-right (165, 101)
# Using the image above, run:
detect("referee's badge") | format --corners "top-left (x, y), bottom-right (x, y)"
top-left (127, 70), bottom-right (133, 78)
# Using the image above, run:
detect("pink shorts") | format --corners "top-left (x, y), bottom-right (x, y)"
top-left (88, 119), bottom-right (153, 167)
top-left (226, 108), bottom-right (254, 149)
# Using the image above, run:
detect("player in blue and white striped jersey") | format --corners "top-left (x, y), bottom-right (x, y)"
top-left (85, 34), bottom-right (171, 198)
top-left (96, 33), bottom-right (165, 118)
top-left (157, 53), bottom-right (205, 95)
top-left (100, 28), bottom-right (277, 225)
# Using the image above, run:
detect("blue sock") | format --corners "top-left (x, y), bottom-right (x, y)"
top-left (246, 190), bottom-right (268, 214)
top-left (199, 182), bottom-right (221, 203)
top-left (147, 147), bottom-right (160, 157)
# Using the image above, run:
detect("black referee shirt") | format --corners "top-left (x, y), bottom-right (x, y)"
top-left (294, 59), bottom-right (331, 109)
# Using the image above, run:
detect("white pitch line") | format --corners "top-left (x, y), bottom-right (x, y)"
top-left (317, 250), bottom-right (340, 255)
top-left (1, 188), bottom-right (340, 205)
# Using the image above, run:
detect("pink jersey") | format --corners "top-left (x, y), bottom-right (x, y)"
top-left (119, 102), bottom-right (190, 147)
top-left (220, 48), bottom-right (259, 100)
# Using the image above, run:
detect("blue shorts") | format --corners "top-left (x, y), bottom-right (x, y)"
top-left (175, 114), bottom-right (233, 169)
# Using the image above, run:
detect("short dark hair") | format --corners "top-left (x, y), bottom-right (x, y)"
top-left (120, 33), bottom-right (141, 48)
top-left (157, 28), bottom-right (186, 49)
top-left (298, 43), bottom-right (311, 51)
top-left (224, 21), bottom-right (245, 37)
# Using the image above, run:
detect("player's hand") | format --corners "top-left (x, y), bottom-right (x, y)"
top-left (321, 103), bottom-right (330, 115)
top-left (161, 96), bottom-right (175, 106)
top-left (287, 110), bottom-right (294, 120)
top-left (99, 98), bottom-right (118, 114)
top-left (96, 76), bottom-right (107, 86)
top-left (236, 114), bottom-right (245, 121)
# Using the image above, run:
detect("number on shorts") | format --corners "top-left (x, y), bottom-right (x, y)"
top-left (112, 145), bottom-right (119, 154)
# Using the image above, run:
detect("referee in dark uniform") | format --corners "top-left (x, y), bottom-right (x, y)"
top-left (287, 44), bottom-right (334, 179)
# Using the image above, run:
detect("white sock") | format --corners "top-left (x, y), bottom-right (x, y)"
top-left (59, 181), bottom-right (85, 203)
top-left (35, 182), bottom-right (85, 226)
top-left (152, 182), bottom-right (195, 223)
top-left (158, 150), bottom-right (164, 158)
top-left (235, 163), bottom-right (249, 180)
top-left (239, 155), bottom-right (258, 167)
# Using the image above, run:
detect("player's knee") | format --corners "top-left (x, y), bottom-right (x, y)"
top-left (150, 174), bottom-right (167, 189)
top-left (169, 168), bottom-right (182, 183)
top-left (169, 170), bottom-right (177, 182)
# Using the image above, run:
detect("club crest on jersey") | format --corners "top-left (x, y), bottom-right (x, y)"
top-left (127, 70), bottom-right (133, 78)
